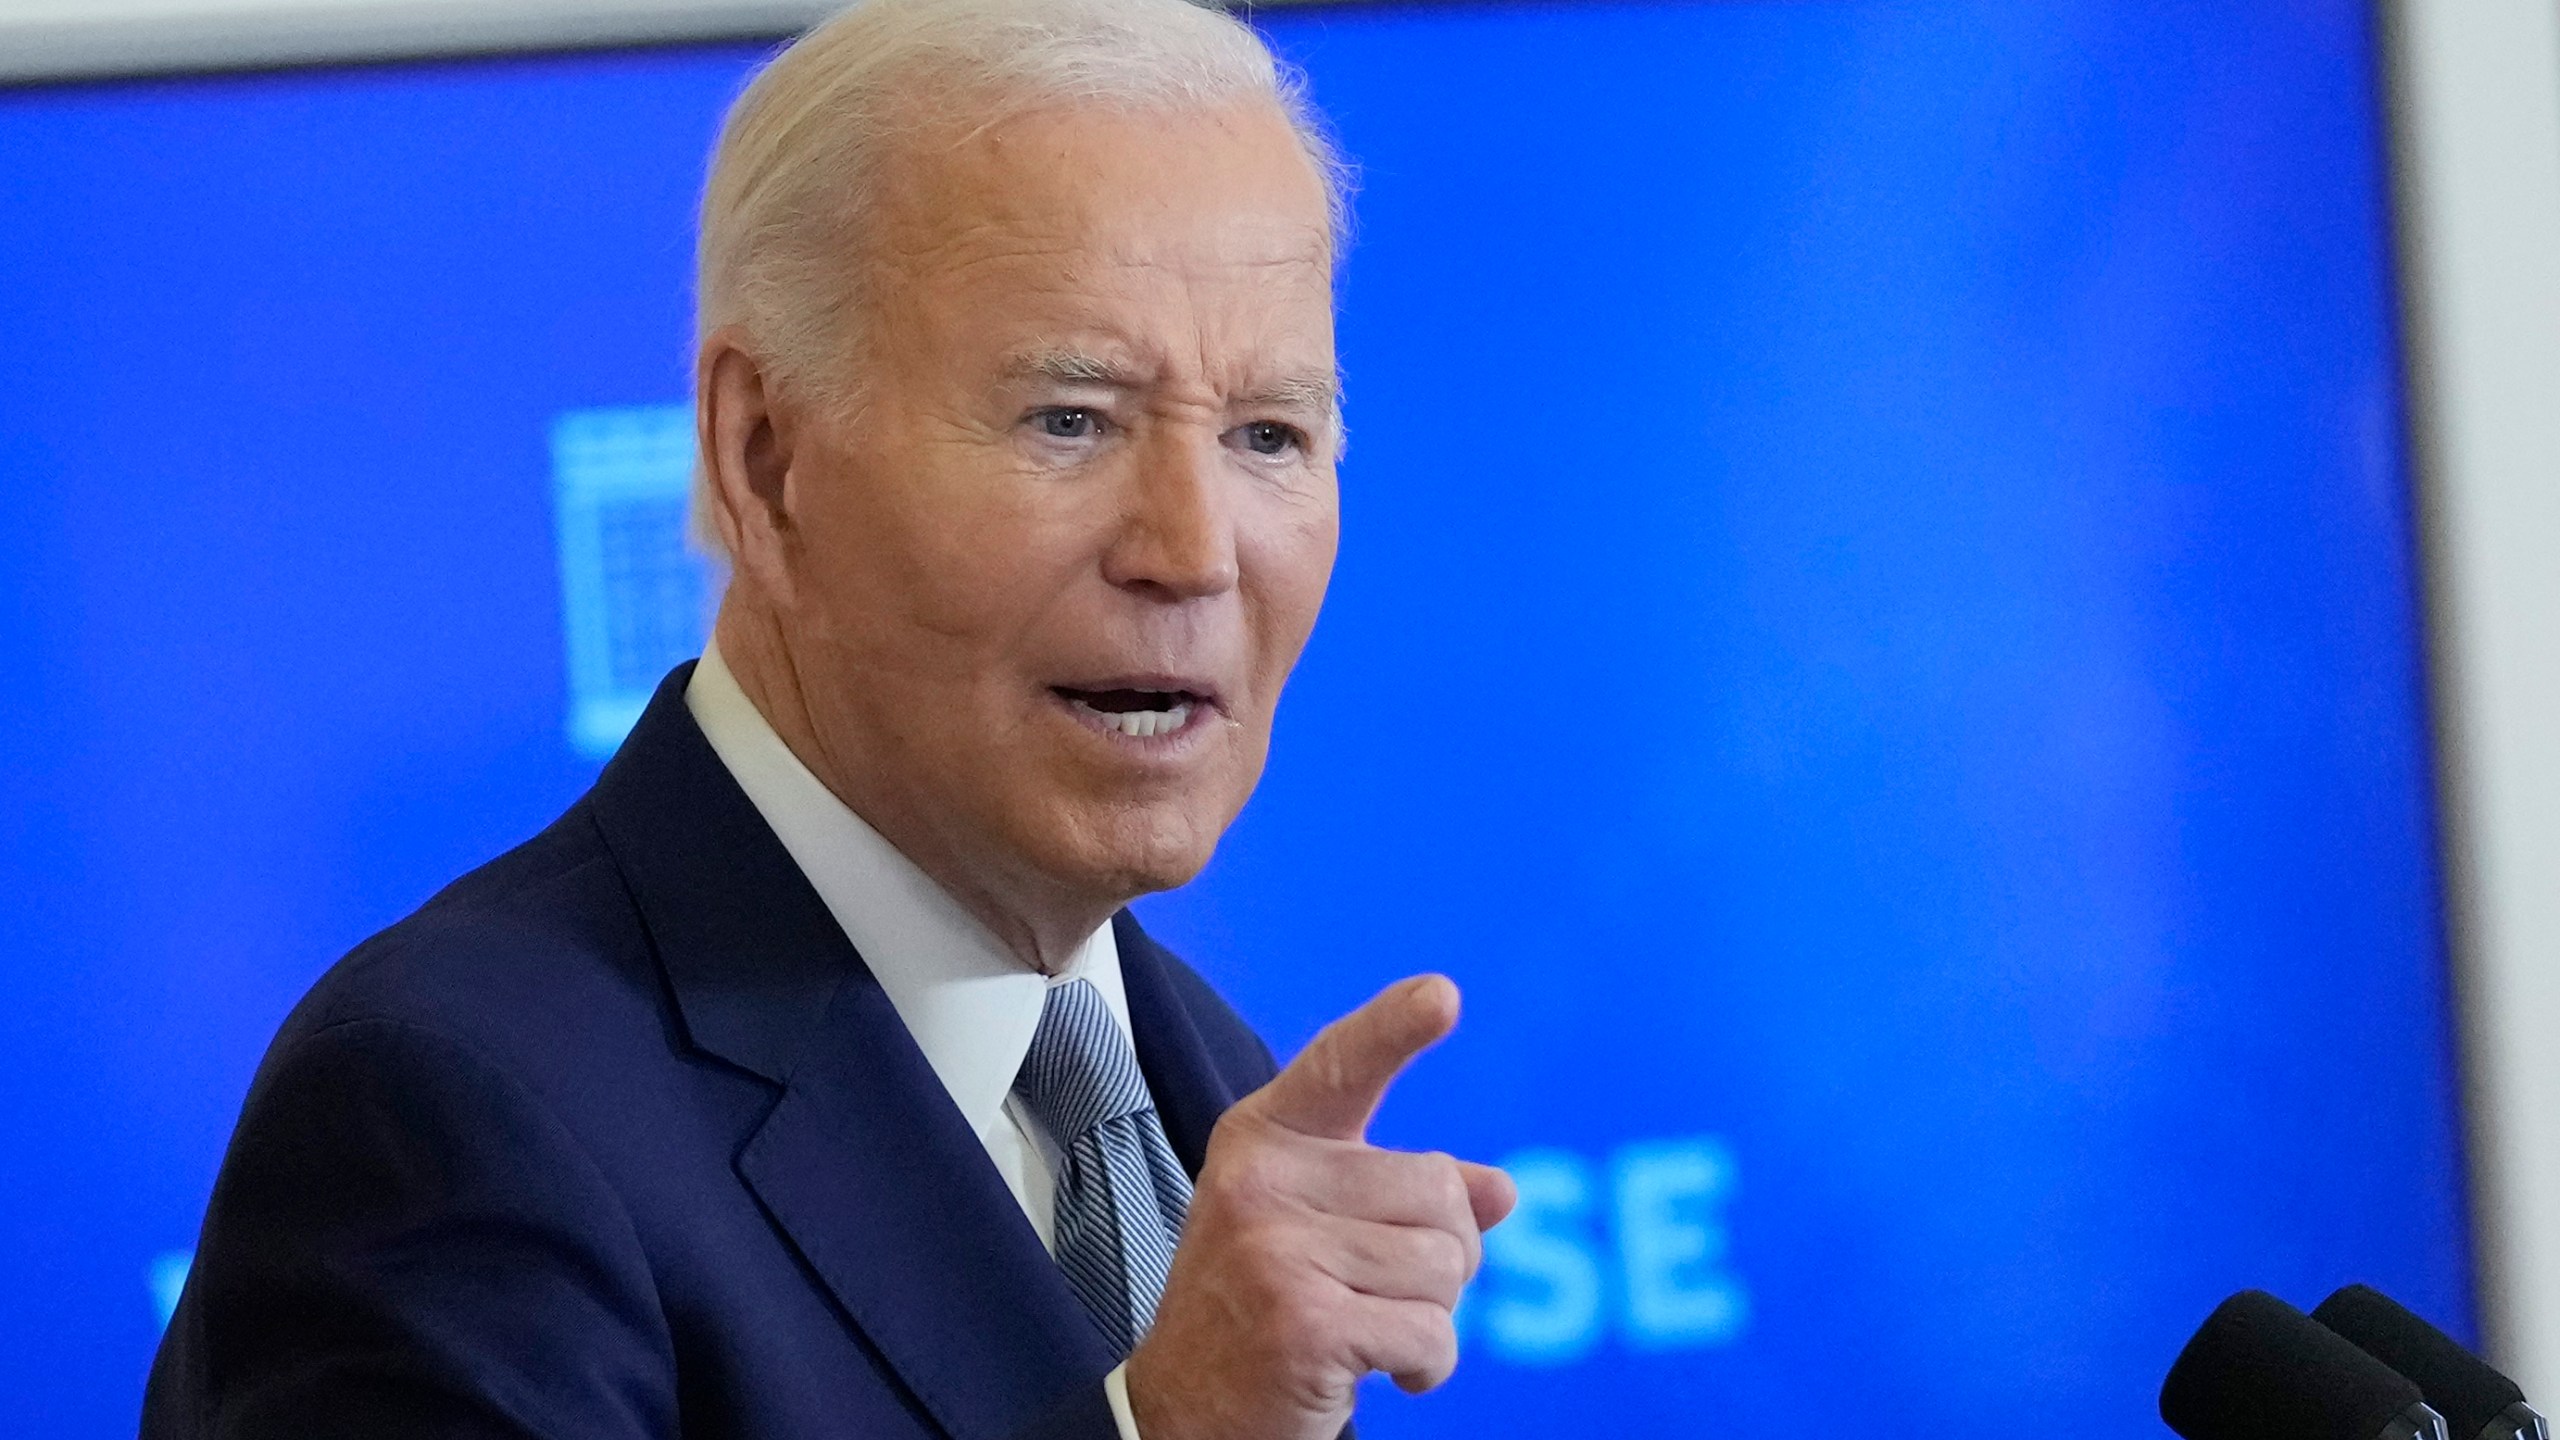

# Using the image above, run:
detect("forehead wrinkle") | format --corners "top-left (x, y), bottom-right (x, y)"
top-left (876, 163), bottom-right (1329, 286)
top-left (876, 222), bottom-right (1085, 287)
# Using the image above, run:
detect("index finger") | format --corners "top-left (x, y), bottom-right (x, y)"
top-left (1249, 974), bottom-right (1461, 1141)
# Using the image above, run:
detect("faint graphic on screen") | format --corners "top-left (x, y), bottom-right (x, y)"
top-left (551, 404), bottom-right (712, 758)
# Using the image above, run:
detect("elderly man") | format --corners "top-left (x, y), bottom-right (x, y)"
top-left (141, 0), bottom-right (1513, 1437)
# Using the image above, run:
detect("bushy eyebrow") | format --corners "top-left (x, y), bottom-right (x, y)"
top-left (1242, 373), bottom-right (1342, 417)
top-left (1009, 348), bottom-right (1129, 386)
top-left (1006, 347), bottom-right (1340, 419)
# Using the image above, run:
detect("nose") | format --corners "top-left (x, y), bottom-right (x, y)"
top-left (1102, 429), bottom-right (1240, 602)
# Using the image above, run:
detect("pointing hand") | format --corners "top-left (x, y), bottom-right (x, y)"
top-left (1125, 976), bottom-right (1516, 1440)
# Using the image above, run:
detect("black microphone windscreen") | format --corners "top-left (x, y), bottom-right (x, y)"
top-left (2315, 1285), bottom-right (2525, 1438)
top-left (2163, 1289), bottom-right (2429, 1440)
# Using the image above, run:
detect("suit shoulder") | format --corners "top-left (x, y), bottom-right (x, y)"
top-left (277, 799), bottom-right (657, 1063)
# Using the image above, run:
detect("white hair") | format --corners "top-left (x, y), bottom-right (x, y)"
top-left (691, 0), bottom-right (1349, 555)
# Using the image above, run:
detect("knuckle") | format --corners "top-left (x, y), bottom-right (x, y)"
top-left (1432, 1154), bottom-right (1470, 1209)
top-left (1387, 1307), bottom-right (1461, 1392)
top-left (1200, 1132), bottom-right (1293, 1212)
top-left (1420, 1228), bottom-right (1469, 1288)
top-left (1416, 1305), bottom-right (1458, 1361)
top-left (1424, 1336), bottom-right (1460, 1386)
top-left (1410, 1152), bottom-right (1468, 1217)
top-left (1225, 1146), bottom-right (1296, 1211)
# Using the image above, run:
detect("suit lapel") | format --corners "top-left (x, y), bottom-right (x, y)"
top-left (589, 667), bottom-right (1118, 1440)
top-left (735, 970), bottom-right (1121, 1440)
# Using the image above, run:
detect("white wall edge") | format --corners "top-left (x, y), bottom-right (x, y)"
top-left (2385, 0), bottom-right (2560, 1391)
top-left (0, 0), bottom-right (834, 83)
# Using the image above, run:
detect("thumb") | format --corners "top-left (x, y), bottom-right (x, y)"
top-left (1251, 974), bottom-right (1461, 1142)
top-left (1459, 1160), bottom-right (1517, 1233)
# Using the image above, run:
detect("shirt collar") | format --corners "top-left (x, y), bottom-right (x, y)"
top-left (684, 643), bottom-right (1131, 1144)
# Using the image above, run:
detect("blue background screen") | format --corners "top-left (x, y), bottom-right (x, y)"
top-left (0, 2), bottom-right (2462, 1434)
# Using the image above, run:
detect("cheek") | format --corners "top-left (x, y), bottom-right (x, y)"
top-left (793, 448), bottom-right (1090, 664)
top-left (1242, 487), bottom-right (1341, 681)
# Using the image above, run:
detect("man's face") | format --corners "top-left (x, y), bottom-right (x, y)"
top-left (761, 99), bottom-right (1340, 909)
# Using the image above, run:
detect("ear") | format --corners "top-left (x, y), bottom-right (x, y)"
top-left (696, 326), bottom-right (804, 603)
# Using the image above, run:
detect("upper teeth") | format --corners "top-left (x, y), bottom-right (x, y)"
top-left (1076, 699), bottom-right (1193, 738)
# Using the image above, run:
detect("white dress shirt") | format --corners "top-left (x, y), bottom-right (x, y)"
top-left (686, 645), bottom-right (1148, 1439)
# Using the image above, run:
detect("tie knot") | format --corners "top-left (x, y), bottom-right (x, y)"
top-left (1014, 978), bottom-right (1152, 1144)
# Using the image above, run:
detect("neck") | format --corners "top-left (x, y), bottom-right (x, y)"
top-left (710, 598), bottom-right (1113, 975)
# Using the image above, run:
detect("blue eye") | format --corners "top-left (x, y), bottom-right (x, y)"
top-left (1239, 421), bottom-right (1299, 456)
top-left (1037, 408), bottom-right (1098, 439)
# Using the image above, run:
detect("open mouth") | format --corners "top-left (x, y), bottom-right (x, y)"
top-left (1051, 685), bottom-right (1212, 739)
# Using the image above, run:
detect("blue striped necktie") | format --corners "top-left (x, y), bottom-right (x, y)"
top-left (1012, 978), bottom-right (1193, 1356)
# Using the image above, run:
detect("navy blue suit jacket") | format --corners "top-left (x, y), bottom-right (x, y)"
top-left (142, 665), bottom-right (1284, 1440)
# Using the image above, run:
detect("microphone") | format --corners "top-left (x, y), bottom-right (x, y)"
top-left (2314, 1285), bottom-right (2550, 1440)
top-left (2162, 1289), bottom-right (2450, 1440)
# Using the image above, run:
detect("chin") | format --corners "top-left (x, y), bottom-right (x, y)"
top-left (1039, 795), bottom-right (1233, 903)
